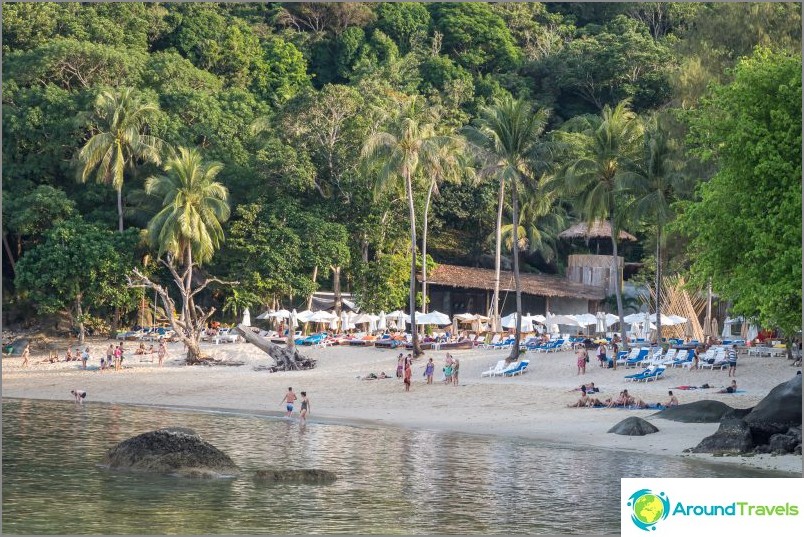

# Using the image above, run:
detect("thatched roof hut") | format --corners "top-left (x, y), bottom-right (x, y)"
top-left (559, 221), bottom-right (637, 242)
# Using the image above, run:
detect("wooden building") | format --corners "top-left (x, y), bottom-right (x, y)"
top-left (421, 264), bottom-right (606, 317)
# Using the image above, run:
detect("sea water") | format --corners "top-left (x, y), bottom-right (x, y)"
top-left (1, 399), bottom-right (791, 535)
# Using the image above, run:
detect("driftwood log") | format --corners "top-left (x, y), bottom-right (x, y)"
top-left (235, 324), bottom-right (316, 371)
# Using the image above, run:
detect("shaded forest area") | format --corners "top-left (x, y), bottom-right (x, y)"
top-left (2, 2), bottom-right (801, 338)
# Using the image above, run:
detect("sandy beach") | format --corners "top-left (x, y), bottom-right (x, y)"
top-left (2, 338), bottom-right (801, 475)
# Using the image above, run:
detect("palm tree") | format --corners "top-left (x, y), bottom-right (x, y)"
top-left (145, 147), bottom-right (230, 361)
top-left (78, 88), bottom-right (164, 232)
top-left (463, 95), bottom-right (552, 360)
top-left (362, 98), bottom-right (447, 356)
top-left (621, 114), bottom-right (687, 340)
top-left (559, 99), bottom-right (644, 347)
top-left (420, 137), bottom-right (473, 312)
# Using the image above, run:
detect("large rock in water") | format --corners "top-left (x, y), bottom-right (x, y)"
top-left (103, 428), bottom-right (239, 478)
top-left (254, 469), bottom-right (337, 484)
top-left (607, 417), bottom-right (659, 436)
top-left (744, 375), bottom-right (802, 444)
top-left (652, 400), bottom-right (734, 423)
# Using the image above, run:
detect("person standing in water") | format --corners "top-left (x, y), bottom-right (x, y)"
top-left (299, 391), bottom-right (310, 423)
top-left (280, 387), bottom-right (297, 417)
top-left (424, 358), bottom-right (435, 384)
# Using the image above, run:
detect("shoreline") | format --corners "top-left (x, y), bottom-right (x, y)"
top-left (2, 338), bottom-right (801, 476)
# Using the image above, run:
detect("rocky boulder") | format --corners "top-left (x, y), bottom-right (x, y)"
top-left (652, 400), bottom-right (734, 423)
top-left (103, 429), bottom-right (239, 478)
top-left (254, 469), bottom-right (337, 484)
top-left (607, 417), bottom-right (659, 436)
top-left (690, 418), bottom-right (754, 454)
top-left (744, 375), bottom-right (802, 444)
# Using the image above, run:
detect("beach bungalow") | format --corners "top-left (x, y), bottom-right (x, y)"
top-left (420, 264), bottom-right (606, 318)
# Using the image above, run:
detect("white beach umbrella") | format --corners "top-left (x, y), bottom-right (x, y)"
top-left (501, 312), bottom-right (534, 332)
top-left (377, 311), bottom-right (387, 331)
top-left (308, 310), bottom-right (337, 323)
top-left (256, 310), bottom-right (272, 320)
top-left (242, 308), bottom-right (251, 327)
top-left (369, 315), bottom-right (377, 333)
top-left (267, 309), bottom-right (291, 319)
top-left (573, 313), bottom-right (598, 327)
top-left (386, 310), bottom-right (410, 324)
top-left (547, 314), bottom-right (582, 327)
top-left (289, 309), bottom-right (298, 329)
top-left (595, 312), bottom-right (607, 334)
top-left (453, 312), bottom-right (477, 323)
top-left (418, 310), bottom-right (451, 326)
top-left (329, 316), bottom-right (339, 331)
top-left (296, 310), bottom-right (314, 323)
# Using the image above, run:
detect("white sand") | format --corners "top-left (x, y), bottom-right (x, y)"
top-left (3, 339), bottom-right (801, 474)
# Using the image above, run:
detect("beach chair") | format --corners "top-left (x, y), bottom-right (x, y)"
top-left (502, 359), bottom-right (530, 376)
top-left (624, 348), bottom-right (649, 368)
top-left (625, 366), bottom-right (657, 382)
top-left (670, 349), bottom-right (694, 368)
top-left (638, 366), bottom-right (665, 382)
top-left (480, 334), bottom-right (501, 349)
top-left (640, 348), bottom-right (665, 367)
top-left (481, 360), bottom-right (507, 377)
top-left (616, 348), bottom-right (639, 367)
top-left (498, 360), bottom-right (521, 376)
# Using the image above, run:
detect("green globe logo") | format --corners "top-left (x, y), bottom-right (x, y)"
top-left (627, 489), bottom-right (670, 531)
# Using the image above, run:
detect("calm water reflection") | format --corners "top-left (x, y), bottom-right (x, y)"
top-left (2, 399), bottom-right (789, 535)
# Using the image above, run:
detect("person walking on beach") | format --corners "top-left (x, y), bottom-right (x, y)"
top-left (596, 342), bottom-right (607, 368)
top-left (81, 347), bottom-right (90, 370)
top-left (157, 341), bottom-right (167, 367)
top-left (21, 343), bottom-right (30, 368)
top-left (424, 358), bottom-right (435, 384)
top-left (281, 387), bottom-right (297, 417)
top-left (727, 344), bottom-right (738, 377)
top-left (114, 344), bottom-right (123, 371)
top-left (403, 359), bottom-right (412, 391)
top-left (106, 344), bottom-right (114, 368)
top-left (299, 391), bottom-right (310, 423)
top-left (396, 354), bottom-right (404, 379)
top-left (452, 357), bottom-right (460, 386)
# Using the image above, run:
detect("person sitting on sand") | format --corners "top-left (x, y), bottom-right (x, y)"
top-left (65, 348), bottom-right (73, 362)
top-left (135, 342), bottom-right (146, 355)
top-left (660, 390), bottom-right (679, 407)
top-left (717, 380), bottom-right (738, 394)
top-left (568, 393), bottom-right (591, 407)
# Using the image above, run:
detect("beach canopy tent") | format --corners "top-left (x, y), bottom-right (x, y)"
top-left (417, 311), bottom-right (451, 325)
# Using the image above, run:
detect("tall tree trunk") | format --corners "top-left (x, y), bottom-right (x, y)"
top-left (422, 180), bottom-right (435, 313)
top-left (332, 265), bottom-right (342, 316)
top-left (117, 186), bottom-right (124, 233)
top-left (492, 177), bottom-right (505, 331)
top-left (508, 180), bottom-right (522, 361)
top-left (2, 233), bottom-right (16, 274)
top-left (655, 223), bottom-right (662, 343)
top-left (306, 265), bottom-right (318, 310)
top-left (611, 213), bottom-right (627, 350)
top-left (184, 244), bottom-right (194, 339)
top-left (406, 171), bottom-right (422, 356)
top-left (75, 292), bottom-right (85, 345)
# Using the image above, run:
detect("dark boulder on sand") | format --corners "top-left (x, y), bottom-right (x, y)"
top-left (103, 429), bottom-right (239, 478)
top-left (690, 418), bottom-right (753, 454)
top-left (743, 375), bottom-right (802, 444)
top-left (254, 469), bottom-right (337, 484)
top-left (692, 376), bottom-right (802, 455)
top-left (607, 417), bottom-right (659, 436)
top-left (652, 400), bottom-right (733, 423)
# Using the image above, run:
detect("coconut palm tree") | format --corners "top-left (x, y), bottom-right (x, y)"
top-left (621, 114), bottom-right (688, 340)
top-left (144, 147), bottom-right (230, 362)
top-left (463, 95), bottom-right (552, 360)
top-left (78, 88), bottom-right (164, 232)
top-left (420, 137), bottom-right (473, 312)
top-left (558, 99), bottom-right (644, 347)
top-left (362, 98), bottom-right (449, 356)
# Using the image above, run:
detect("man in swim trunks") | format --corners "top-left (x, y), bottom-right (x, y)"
top-left (280, 387), bottom-right (297, 417)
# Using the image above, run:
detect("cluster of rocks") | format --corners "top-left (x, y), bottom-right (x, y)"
top-left (103, 428), bottom-right (336, 482)
top-left (659, 375), bottom-right (802, 456)
top-left (606, 375), bottom-right (801, 458)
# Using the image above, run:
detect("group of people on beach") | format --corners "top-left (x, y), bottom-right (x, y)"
top-left (567, 387), bottom-right (679, 409)
top-left (20, 340), bottom-right (168, 370)
top-left (279, 387), bottom-right (311, 423)
top-left (392, 353), bottom-right (459, 391)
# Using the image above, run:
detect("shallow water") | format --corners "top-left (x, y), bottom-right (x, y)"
top-left (1, 398), bottom-right (791, 535)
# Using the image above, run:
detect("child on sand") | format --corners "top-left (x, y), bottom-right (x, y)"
top-left (424, 358), bottom-right (434, 384)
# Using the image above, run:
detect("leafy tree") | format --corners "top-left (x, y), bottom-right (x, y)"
top-left (428, 2), bottom-right (522, 73)
top-left (139, 147), bottom-right (231, 363)
top-left (14, 219), bottom-right (139, 342)
top-left (375, 2), bottom-right (431, 53)
top-left (78, 87), bottom-right (164, 232)
top-left (463, 95), bottom-right (551, 360)
top-left (621, 115), bottom-right (688, 338)
top-left (558, 99), bottom-right (644, 347)
top-left (678, 48), bottom-right (801, 340)
top-left (362, 98), bottom-right (449, 356)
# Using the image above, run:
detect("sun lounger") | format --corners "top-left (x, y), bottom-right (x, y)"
top-left (479, 334), bottom-right (501, 349)
top-left (638, 366), bottom-right (665, 382)
top-left (481, 360), bottom-right (507, 377)
top-left (502, 359), bottom-right (530, 376)
top-left (624, 348), bottom-right (649, 368)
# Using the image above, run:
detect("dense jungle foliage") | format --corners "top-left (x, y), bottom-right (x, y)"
top-left (2, 2), bottom-right (801, 336)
